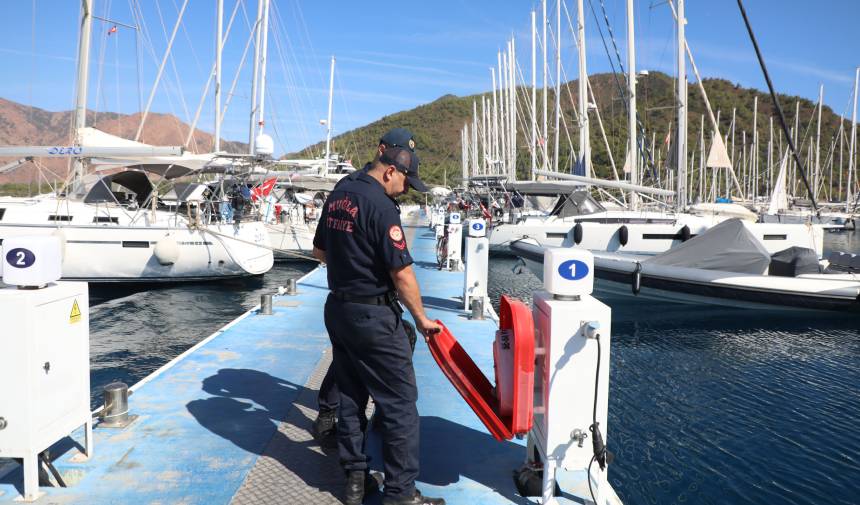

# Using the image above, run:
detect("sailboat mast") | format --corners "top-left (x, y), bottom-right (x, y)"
top-left (815, 84), bottom-right (823, 203)
top-left (577, 0), bottom-right (589, 177)
top-left (214, 0), bottom-right (223, 152)
top-left (73, 0), bottom-right (93, 181)
top-left (848, 67), bottom-right (858, 211)
top-left (553, 0), bottom-right (561, 172)
top-left (531, 10), bottom-right (537, 179)
top-left (626, 0), bottom-right (638, 209)
top-left (248, 0), bottom-right (264, 152)
top-left (542, 0), bottom-right (549, 171)
top-left (676, 0), bottom-right (687, 210)
top-left (324, 56), bottom-right (335, 173)
top-left (257, 0), bottom-right (271, 135)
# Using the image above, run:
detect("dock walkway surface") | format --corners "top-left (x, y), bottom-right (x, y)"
top-left (0, 214), bottom-right (593, 505)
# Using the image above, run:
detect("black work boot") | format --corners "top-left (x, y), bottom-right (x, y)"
top-left (382, 489), bottom-right (446, 505)
top-left (344, 470), bottom-right (379, 505)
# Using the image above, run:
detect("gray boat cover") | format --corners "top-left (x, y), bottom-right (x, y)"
top-left (643, 218), bottom-right (771, 274)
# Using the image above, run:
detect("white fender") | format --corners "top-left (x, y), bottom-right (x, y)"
top-left (154, 235), bottom-right (180, 266)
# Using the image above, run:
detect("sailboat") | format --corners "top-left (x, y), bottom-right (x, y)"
top-left (0, 1), bottom-right (274, 282)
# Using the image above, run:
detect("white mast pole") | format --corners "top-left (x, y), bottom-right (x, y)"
top-left (73, 0), bottom-right (93, 182)
top-left (699, 114), bottom-right (705, 201)
top-left (462, 125), bottom-right (469, 181)
top-left (257, 0), bottom-right (271, 135)
top-left (815, 84), bottom-right (823, 203)
top-left (848, 68), bottom-right (859, 211)
top-left (482, 96), bottom-right (488, 174)
top-left (553, 0), bottom-right (562, 172)
top-left (542, 0), bottom-right (549, 171)
top-left (531, 10), bottom-right (537, 179)
top-left (473, 100), bottom-right (479, 177)
top-left (501, 51), bottom-right (508, 176)
top-left (577, 0), bottom-right (589, 178)
top-left (324, 56), bottom-right (335, 173)
top-left (839, 115), bottom-right (844, 200)
top-left (676, 0), bottom-right (687, 210)
top-left (508, 37), bottom-right (517, 181)
top-left (214, 0), bottom-right (223, 152)
top-left (491, 67), bottom-right (499, 170)
top-left (752, 95), bottom-right (757, 201)
top-left (626, 0), bottom-right (638, 209)
top-left (248, 0), bottom-right (264, 152)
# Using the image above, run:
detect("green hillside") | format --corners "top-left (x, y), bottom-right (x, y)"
top-left (291, 71), bottom-right (850, 200)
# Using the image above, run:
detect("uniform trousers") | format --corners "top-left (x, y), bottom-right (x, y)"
top-left (323, 294), bottom-right (419, 500)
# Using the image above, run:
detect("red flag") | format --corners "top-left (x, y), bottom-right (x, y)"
top-left (251, 177), bottom-right (277, 201)
top-left (108, 26), bottom-right (117, 35)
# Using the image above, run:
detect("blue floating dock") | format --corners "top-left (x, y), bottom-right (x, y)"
top-left (0, 214), bottom-right (615, 504)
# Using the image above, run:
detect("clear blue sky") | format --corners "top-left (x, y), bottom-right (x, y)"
top-left (0, 1), bottom-right (857, 155)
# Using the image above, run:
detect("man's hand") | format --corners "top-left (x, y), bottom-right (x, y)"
top-left (415, 315), bottom-right (441, 342)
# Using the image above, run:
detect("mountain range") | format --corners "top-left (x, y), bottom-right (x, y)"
top-left (1, 72), bottom-right (851, 198)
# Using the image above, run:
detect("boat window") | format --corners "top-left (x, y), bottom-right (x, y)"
top-left (93, 216), bottom-right (119, 224)
top-left (550, 191), bottom-right (606, 218)
top-left (763, 235), bottom-right (787, 240)
top-left (84, 171), bottom-right (154, 206)
top-left (48, 215), bottom-right (73, 222)
top-left (0, 208), bottom-right (5, 221)
top-left (121, 241), bottom-right (150, 248)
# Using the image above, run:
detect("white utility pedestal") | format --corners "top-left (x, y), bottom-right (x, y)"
top-left (463, 218), bottom-right (488, 311)
top-left (444, 212), bottom-right (463, 271)
top-left (0, 236), bottom-right (92, 502)
top-left (530, 247), bottom-right (612, 505)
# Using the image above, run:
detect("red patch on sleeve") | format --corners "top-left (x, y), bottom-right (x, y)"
top-left (389, 225), bottom-right (406, 249)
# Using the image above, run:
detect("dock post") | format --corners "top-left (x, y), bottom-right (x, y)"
top-left (286, 278), bottom-right (297, 295)
top-left (464, 217), bottom-right (489, 311)
top-left (260, 294), bottom-right (273, 314)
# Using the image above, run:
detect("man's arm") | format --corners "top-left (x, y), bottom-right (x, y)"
top-left (312, 246), bottom-right (326, 264)
top-left (390, 264), bottom-right (441, 339)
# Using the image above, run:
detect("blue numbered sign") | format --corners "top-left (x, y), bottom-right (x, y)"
top-left (558, 259), bottom-right (588, 281)
top-left (5, 248), bottom-right (36, 269)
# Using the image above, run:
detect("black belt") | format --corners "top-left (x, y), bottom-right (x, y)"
top-left (332, 290), bottom-right (398, 306)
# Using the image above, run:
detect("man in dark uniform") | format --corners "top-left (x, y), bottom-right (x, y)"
top-left (313, 128), bottom-right (419, 440)
top-left (312, 147), bottom-right (445, 505)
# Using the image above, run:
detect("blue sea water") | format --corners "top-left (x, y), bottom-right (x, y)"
top-left (85, 231), bottom-right (860, 505)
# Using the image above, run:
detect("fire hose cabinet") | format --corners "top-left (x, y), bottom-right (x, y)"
top-left (0, 281), bottom-right (92, 501)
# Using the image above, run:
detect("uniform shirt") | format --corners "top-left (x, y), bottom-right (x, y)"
top-left (313, 172), bottom-right (413, 296)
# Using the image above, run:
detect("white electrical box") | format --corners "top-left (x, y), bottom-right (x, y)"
top-left (445, 219), bottom-right (463, 270)
top-left (449, 212), bottom-right (461, 224)
top-left (463, 236), bottom-right (489, 310)
top-left (0, 281), bottom-right (92, 501)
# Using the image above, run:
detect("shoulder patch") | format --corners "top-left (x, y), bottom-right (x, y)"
top-left (389, 225), bottom-right (404, 242)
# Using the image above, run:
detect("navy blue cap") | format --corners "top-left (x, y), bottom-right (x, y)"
top-left (380, 146), bottom-right (428, 193)
top-left (379, 128), bottom-right (416, 152)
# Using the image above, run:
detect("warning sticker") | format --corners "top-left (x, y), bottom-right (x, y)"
top-left (69, 299), bottom-right (81, 324)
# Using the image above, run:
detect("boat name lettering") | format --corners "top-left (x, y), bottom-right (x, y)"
top-left (5, 247), bottom-right (36, 269)
top-left (47, 146), bottom-right (83, 156)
